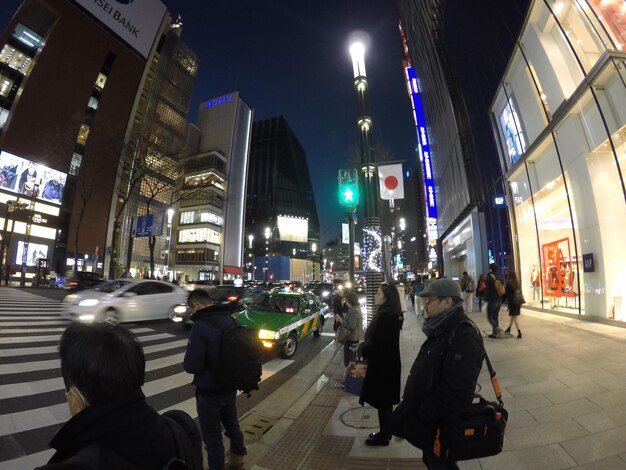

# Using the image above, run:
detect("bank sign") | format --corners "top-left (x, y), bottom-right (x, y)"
top-left (73, 0), bottom-right (166, 59)
top-left (406, 66), bottom-right (437, 219)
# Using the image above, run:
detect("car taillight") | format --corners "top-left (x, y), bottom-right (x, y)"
top-left (227, 296), bottom-right (237, 301)
top-left (285, 307), bottom-right (295, 313)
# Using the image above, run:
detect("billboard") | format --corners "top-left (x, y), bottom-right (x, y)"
top-left (0, 151), bottom-right (67, 204)
top-left (16, 241), bottom-right (49, 267)
top-left (72, 0), bottom-right (166, 59)
top-left (499, 97), bottom-right (526, 165)
top-left (277, 215), bottom-right (308, 243)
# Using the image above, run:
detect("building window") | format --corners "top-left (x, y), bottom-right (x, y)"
top-left (0, 44), bottom-right (33, 75)
top-left (0, 74), bottom-right (14, 98)
top-left (87, 96), bottom-right (99, 110)
top-left (70, 153), bottom-right (83, 176)
top-left (12, 23), bottom-right (44, 50)
top-left (178, 227), bottom-right (221, 244)
top-left (76, 124), bottom-right (90, 146)
top-left (498, 96), bottom-right (527, 166)
top-left (94, 72), bottom-right (107, 91)
top-left (587, 0), bottom-right (626, 51)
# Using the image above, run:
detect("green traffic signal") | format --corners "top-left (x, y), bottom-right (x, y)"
top-left (338, 180), bottom-right (359, 207)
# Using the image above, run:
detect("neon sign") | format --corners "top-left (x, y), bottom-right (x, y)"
top-left (406, 66), bottom-right (437, 219)
top-left (204, 95), bottom-right (232, 109)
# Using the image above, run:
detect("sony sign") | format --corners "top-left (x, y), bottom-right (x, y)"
top-left (73, 0), bottom-right (166, 59)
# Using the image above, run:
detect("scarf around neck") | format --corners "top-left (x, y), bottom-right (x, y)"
top-left (422, 301), bottom-right (463, 337)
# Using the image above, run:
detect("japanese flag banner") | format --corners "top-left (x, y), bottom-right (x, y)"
top-left (378, 163), bottom-right (404, 200)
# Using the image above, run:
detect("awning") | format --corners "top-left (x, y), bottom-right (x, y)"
top-left (223, 265), bottom-right (242, 275)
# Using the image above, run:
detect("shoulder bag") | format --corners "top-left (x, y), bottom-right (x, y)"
top-left (434, 341), bottom-right (508, 460)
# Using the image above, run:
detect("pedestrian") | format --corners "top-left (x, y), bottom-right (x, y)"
top-left (504, 270), bottom-right (524, 338)
top-left (475, 273), bottom-right (487, 312)
top-left (335, 292), bottom-right (364, 367)
top-left (4, 263), bottom-right (12, 286)
top-left (409, 280), bottom-right (416, 308)
top-left (396, 281), bottom-right (407, 329)
top-left (357, 282), bottom-right (401, 446)
top-left (399, 278), bottom-right (483, 469)
top-left (460, 271), bottom-right (475, 313)
top-left (184, 289), bottom-right (246, 470)
top-left (413, 277), bottom-right (426, 316)
top-left (485, 263), bottom-right (505, 338)
top-left (426, 272), bottom-right (437, 286)
top-left (332, 290), bottom-right (347, 331)
top-left (36, 322), bottom-right (202, 469)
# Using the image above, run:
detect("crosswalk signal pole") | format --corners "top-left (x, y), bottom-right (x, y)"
top-left (338, 169), bottom-right (359, 288)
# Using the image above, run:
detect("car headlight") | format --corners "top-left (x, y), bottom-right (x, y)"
top-left (174, 305), bottom-right (188, 314)
top-left (359, 296), bottom-right (366, 305)
top-left (78, 299), bottom-right (100, 307)
top-left (78, 314), bottom-right (95, 321)
top-left (321, 291), bottom-right (329, 298)
top-left (259, 329), bottom-right (279, 340)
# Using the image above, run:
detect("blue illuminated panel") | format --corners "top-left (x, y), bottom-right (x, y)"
top-left (406, 67), bottom-right (437, 219)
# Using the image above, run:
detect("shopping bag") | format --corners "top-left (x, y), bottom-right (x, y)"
top-left (344, 358), bottom-right (367, 396)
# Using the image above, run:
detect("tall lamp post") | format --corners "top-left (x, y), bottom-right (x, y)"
top-left (165, 208), bottom-right (175, 281)
top-left (349, 39), bottom-right (383, 324)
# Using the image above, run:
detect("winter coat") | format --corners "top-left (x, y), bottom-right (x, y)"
top-left (505, 282), bottom-right (522, 316)
top-left (35, 392), bottom-right (179, 470)
top-left (343, 305), bottom-right (364, 342)
top-left (183, 303), bottom-right (237, 392)
top-left (402, 307), bottom-right (483, 446)
top-left (359, 304), bottom-right (401, 409)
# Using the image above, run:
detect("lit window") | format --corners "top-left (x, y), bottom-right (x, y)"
top-left (12, 24), bottom-right (44, 50)
top-left (76, 125), bottom-right (90, 146)
top-left (0, 75), bottom-right (13, 98)
top-left (87, 96), bottom-right (99, 110)
top-left (94, 73), bottom-right (107, 90)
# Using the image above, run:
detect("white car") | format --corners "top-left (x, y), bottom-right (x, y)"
top-left (62, 279), bottom-right (188, 324)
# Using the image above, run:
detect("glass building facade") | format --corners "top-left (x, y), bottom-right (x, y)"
top-left (492, 0), bottom-right (626, 321)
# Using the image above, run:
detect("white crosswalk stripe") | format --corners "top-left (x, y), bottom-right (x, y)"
top-left (0, 287), bottom-right (294, 469)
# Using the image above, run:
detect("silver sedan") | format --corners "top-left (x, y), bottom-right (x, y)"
top-left (62, 279), bottom-right (188, 324)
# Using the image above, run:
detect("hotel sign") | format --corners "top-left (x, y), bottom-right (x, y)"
top-left (73, 0), bottom-right (166, 59)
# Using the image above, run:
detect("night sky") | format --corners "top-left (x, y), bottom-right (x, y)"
top-left (1, 0), bottom-right (418, 244)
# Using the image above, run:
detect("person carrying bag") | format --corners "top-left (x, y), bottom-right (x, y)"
top-left (335, 293), bottom-right (364, 367)
top-left (390, 279), bottom-right (485, 468)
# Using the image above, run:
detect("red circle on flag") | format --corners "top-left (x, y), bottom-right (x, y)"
top-left (384, 176), bottom-right (398, 190)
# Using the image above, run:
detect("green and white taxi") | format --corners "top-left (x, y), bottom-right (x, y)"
top-left (234, 291), bottom-right (330, 359)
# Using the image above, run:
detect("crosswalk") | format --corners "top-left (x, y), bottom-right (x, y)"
top-left (0, 287), bottom-right (292, 469)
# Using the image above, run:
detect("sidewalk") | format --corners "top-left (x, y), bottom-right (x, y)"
top-left (241, 302), bottom-right (626, 469)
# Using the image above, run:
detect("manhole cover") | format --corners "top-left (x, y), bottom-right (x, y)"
top-left (239, 413), bottom-right (277, 443)
top-left (340, 406), bottom-right (378, 430)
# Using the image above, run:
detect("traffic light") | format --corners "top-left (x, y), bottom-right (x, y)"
top-left (338, 169), bottom-right (359, 208)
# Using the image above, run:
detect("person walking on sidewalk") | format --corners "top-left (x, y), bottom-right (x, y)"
top-left (504, 270), bottom-right (524, 338)
top-left (184, 289), bottom-right (246, 470)
top-left (475, 274), bottom-right (487, 312)
top-left (460, 271), bottom-right (475, 313)
top-left (485, 263), bottom-right (505, 338)
top-left (358, 283), bottom-right (401, 447)
top-left (400, 278), bottom-right (483, 469)
top-left (336, 292), bottom-right (364, 367)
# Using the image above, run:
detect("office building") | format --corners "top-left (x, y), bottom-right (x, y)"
top-left (0, 0), bottom-right (167, 282)
top-left (247, 116), bottom-right (320, 282)
top-left (173, 92), bottom-right (252, 283)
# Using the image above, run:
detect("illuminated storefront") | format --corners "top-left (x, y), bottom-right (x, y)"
top-left (492, 0), bottom-right (626, 321)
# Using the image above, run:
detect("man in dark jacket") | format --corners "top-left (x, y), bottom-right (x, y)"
top-left (405, 278), bottom-right (483, 469)
top-left (36, 322), bottom-right (200, 470)
top-left (184, 289), bottom-right (246, 470)
top-left (485, 263), bottom-right (504, 338)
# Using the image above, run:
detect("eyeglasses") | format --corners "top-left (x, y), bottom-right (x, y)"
top-left (424, 296), bottom-right (445, 305)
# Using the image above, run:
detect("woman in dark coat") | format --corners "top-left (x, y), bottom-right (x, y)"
top-left (504, 270), bottom-right (523, 338)
top-left (358, 282), bottom-right (401, 446)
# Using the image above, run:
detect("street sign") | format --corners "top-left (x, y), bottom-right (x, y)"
top-left (133, 213), bottom-right (164, 237)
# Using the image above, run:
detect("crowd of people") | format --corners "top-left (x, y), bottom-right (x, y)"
top-left (38, 264), bottom-right (523, 469)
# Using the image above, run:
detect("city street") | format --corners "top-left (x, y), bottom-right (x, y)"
top-left (0, 286), bottom-right (335, 468)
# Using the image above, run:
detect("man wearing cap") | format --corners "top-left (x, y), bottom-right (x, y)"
top-left (397, 279), bottom-right (483, 469)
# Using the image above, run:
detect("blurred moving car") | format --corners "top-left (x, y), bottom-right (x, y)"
top-left (234, 291), bottom-right (330, 359)
top-left (305, 282), bottom-right (334, 304)
top-left (62, 270), bottom-right (104, 291)
top-left (62, 279), bottom-right (188, 324)
top-left (182, 280), bottom-right (214, 291)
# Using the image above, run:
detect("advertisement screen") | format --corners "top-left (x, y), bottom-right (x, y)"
top-left (0, 151), bottom-right (67, 204)
top-left (499, 98), bottom-right (526, 165)
top-left (16, 241), bottom-right (49, 267)
top-left (277, 216), bottom-right (308, 243)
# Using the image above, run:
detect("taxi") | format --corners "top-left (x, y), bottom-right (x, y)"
top-left (234, 291), bottom-right (330, 359)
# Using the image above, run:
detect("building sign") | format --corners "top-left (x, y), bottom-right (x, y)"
top-left (204, 94), bottom-right (232, 109)
top-left (72, 0), bottom-right (166, 59)
top-left (342, 223), bottom-right (349, 244)
top-left (16, 241), bottom-right (48, 267)
top-left (405, 66), bottom-right (437, 219)
top-left (277, 215), bottom-right (308, 243)
top-left (494, 195), bottom-right (505, 206)
top-left (583, 253), bottom-right (595, 273)
top-left (0, 151), bottom-right (67, 205)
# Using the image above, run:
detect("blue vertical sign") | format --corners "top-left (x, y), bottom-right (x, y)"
top-left (406, 67), bottom-right (437, 219)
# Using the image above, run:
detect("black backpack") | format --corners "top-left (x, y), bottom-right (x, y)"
top-left (205, 316), bottom-right (263, 397)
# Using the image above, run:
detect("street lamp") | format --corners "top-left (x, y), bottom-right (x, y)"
top-left (264, 226), bottom-right (270, 281)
